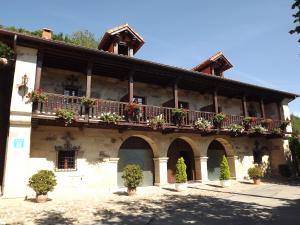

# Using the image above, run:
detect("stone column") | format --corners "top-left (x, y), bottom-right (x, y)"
top-left (108, 158), bottom-right (119, 192)
top-left (153, 157), bottom-right (168, 186)
top-left (2, 46), bottom-right (38, 198)
top-left (227, 156), bottom-right (239, 180)
top-left (195, 156), bottom-right (208, 183)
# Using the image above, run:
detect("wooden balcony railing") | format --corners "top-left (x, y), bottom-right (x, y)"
top-left (32, 93), bottom-right (284, 133)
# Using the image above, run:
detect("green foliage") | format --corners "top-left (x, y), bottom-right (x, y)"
top-left (278, 164), bottom-right (292, 177)
top-left (56, 109), bottom-right (75, 126)
top-left (228, 123), bottom-right (244, 135)
top-left (80, 97), bottom-right (96, 106)
top-left (289, 136), bottom-right (300, 164)
top-left (28, 170), bottom-right (57, 195)
top-left (0, 42), bottom-right (14, 60)
top-left (250, 125), bottom-right (267, 134)
top-left (290, 0), bottom-right (300, 42)
top-left (68, 30), bottom-right (99, 48)
top-left (172, 108), bottom-right (187, 126)
top-left (26, 89), bottom-right (48, 103)
top-left (213, 112), bottom-right (226, 123)
top-left (248, 165), bottom-right (263, 179)
top-left (175, 157), bottom-right (187, 183)
top-left (122, 164), bottom-right (143, 189)
top-left (0, 24), bottom-right (98, 48)
top-left (194, 117), bottom-right (212, 130)
top-left (148, 114), bottom-right (166, 129)
top-left (291, 115), bottom-right (300, 135)
top-left (219, 156), bottom-right (230, 180)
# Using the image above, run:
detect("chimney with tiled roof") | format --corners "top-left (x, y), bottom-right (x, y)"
top-left (192, 52), bottom-right (233, 77)
top-left (98, 23), bottom-right (144, 57)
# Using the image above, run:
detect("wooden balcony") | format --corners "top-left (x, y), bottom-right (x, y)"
top-left (31, 93), bottom-right (285, 137)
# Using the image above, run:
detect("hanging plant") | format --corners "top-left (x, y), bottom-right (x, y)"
top-left (212, 112), bottom-right (226, 129)
top-left (80, 97), bottom-right (96, 107)
top-left (147, 114), bottom-right (166, 130)
top-left (194, 118), bottom-right (212, 131)
top-left (26, 89), bottom-right (48, 103)
top-left (172, 108), bottom-right (187, 126)
top-left (56, 109), bottom-right (75, 126)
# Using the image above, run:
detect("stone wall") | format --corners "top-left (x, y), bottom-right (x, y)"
top-left (27, 125), bottom-right (279, 198)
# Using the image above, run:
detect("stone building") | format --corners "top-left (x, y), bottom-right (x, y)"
top-left (0, 24), bottom-right (298, 198)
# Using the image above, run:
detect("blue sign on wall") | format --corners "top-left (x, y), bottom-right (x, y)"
top-left (13, 139), bottom-right (25, 149)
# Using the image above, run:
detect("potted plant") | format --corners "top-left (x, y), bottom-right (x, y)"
top-left (56, 109), bottom-right (75, 126)
top-left (194, 117), bottom-right (212, 131)
top-left (125, 102), bottom-right (140, 122)
top-left (220, 155), bottom-right (231, 187)
top-left (248, 165), bottom-right (263, 184)
top-left (212, 112), bottom-right (226, 129)
top-left (80, 97), bottom-right (96, 114)
top-left (242, 117), bottom-right (256, 131)
top-left (28, 170), bottom-right (57, 203)
top-left (148, 114), bottom-right (166, 130)
top-left (271, 128), bottom-right (283, 137)
top-left (99, 112), bottom-right (123, 124)
top-left (122, 164), bottom-right (143, 196)
top-left (175, 157), bottom-right (188, 191)
top-left (172, 108), bottom-right (187, 126)
top-left (228, 124), bottom-right (244, 136)
top-left (26, 89), bottom-right (48, 112)
top-left (250, 125), bottom-right (267, 134)
top-left (280, 120), bottom-right (290, 132)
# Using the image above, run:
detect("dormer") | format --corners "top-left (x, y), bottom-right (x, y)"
top-left (192, 52), bottom-right (233, 77)
top-left (98, 23), bottom-right (144, 57)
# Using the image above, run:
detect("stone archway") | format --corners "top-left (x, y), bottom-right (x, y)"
top-left (117, 136), bottom-right (154, 187)
top-left (167, 138), bottom-right (196, 183)
top-left (207, 138), bottom-right (236, 180)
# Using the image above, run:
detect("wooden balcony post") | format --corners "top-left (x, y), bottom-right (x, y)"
top-left (277, 102), bottom-right (283, 120)
top-left (242, 96), bottom-right (248, 117)
top-left (34, 51), bottom-right (43, 90)
top-left (213, 89), bottom-right (219, 113)
top-left (260, 99), bottom-right (266, 118)
top-left (86, 62), bottom-right (93, 98)
top-left (128, 70), bottom-right (134, 103)
top-left (173, 81), bottom-right (179, 108)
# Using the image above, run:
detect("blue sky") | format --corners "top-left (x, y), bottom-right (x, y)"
top-left (1, 0), bottom-right (299, 115)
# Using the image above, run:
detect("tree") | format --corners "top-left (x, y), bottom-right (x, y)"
top-left (68, 30), bottom-right (98, 48)
top-left (175, 157), bottom-right (187, 183)
top-left (219, 155), bottom-right (230, 180)
top-left (291, 114), bottom-right (300, 135)
top-left (290, 0), bottom-right (300, 42)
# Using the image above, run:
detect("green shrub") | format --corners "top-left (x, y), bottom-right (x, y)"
top-left (80, 97), bottom-right (96, 106)
top-left (278, 164), bottom-right (292, 177)
top-left (122, 164), bottom-right (143, 190)
top-left (213, 112), bottom-right (226, 124)
top-left (175, 157), bottom-right (187, 183)
top-left (28, 170), bottom-right (57, 195)
top-left (248, 165), bottom-right (263, 179)
top-left (219, 156), bottom-right (230, 180)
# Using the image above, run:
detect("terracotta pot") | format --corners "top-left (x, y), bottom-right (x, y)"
top-left (175, 183), bottom-right (188, 191)
top-left (253, 178), bottom-right (261, 185)
top-left (127, 188), bottom-right (136, 196)
top-left (36, 194), bottom-right (48, 203)
top-left (220, 180), bottom-right (231, 187)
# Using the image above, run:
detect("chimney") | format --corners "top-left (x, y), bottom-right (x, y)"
top-left (42, 28), bottom-right (53, 40)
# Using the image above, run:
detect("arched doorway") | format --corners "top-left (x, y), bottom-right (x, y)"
top-left (207, 140), bottom-right (227, 180)
top-left (167, 139), bottom-right (195, 183)
top-left (117, 137), bottom-right (154, 187)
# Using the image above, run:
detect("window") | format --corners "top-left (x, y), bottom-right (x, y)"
top-left (178, 101), bottom-right (189, 109)
top-left (133, 96), bottom-right (146, 105)
top-left (64, 87), bottom-right (78, 96)
top-left (118, 43), bottom-right (129, 56)
top-left (57, 150), bottom-right (77, 171)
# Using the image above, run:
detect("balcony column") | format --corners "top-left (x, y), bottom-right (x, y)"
top-left (277, 102), bottom-right (283, 121)
top-left (260, 99), bottom-right (266, 118)
top-left (128, 71), bottom-right (134, 103)
top-left (213, 89), bottom-right (219, 113)
top-left (242, 95), bottom-right (248, 117)
top-left (153, 157), bottom-right (169, 186)
top-left (86, 62), bottom-right (92, 98)
top-left (34, 51), bottom-right (43, 90)
top-left (173, 80), bottom-right (179, 108)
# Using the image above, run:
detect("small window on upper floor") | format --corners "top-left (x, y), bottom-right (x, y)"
top-left (118, 43), bottom-right (129, 56)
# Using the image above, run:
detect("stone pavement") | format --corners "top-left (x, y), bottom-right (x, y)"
top-left (0, 181), bottom-right (300, 225)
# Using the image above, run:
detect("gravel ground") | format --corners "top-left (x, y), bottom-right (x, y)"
top-left (0, 181), bottom-right (300, 225)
